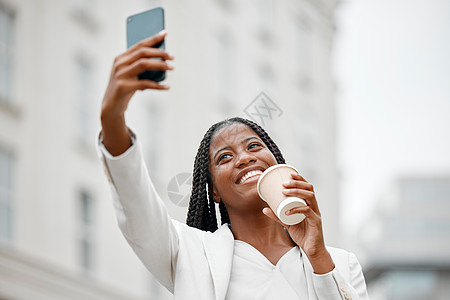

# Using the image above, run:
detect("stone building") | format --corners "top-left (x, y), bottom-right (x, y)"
top-left (0, 0), bottom-right (339, 298)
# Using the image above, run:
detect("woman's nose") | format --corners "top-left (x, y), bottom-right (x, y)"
top-left (235, 151), bottom-right (256, 168)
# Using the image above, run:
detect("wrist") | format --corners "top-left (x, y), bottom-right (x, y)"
top-left (100, 104), bottom-right (124, 124)
top-left (100, 113), bottom-right (131, 156)
top-left (306, 245), bottom-right (328, 259)
top-left (307, 248), bottom-right (335, 275)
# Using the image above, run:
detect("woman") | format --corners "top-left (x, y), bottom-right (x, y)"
top-left (99, 30), bottom-right (369, 299)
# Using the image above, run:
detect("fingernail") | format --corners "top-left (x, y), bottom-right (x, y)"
top-left (159, 30), bottom-right (167, 35)
top-left (283, 181), bottom-right (290, 186)
top-left (167, 63), bottom-right (174, 69)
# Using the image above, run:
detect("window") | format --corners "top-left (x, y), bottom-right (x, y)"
top-left (0, 147), bottom-right (14, 242)
top-left (256, 63), bottom-right (275, 97)
top-left (256, 0), bottom-right (274, 29)
top-left (75, 57), bottom-right (92, 144)
top-left (369, 270), bottom-right (442, 299)
top-left (293, 106), bottom-right (318, 180)
top-left (213, 0), bottom-right (233, 11)
top-left (71, 0), bottom-right (98, 30)
top-left (72, 0), bottom-right (95, 13)
top-left (78, 190), bottom-right (95, 271)
top-left (253, 0), bottom-right (275, 44)
top-left (145, 101), bottom-right (161, 178)
top-left (0, 2), bottom-right (15, 105)
top-left (292, 16), bottom-right (312, 90)
top-left (403, 179), bottom-right (450, 204)
top-left (213, 29), bottom-right (235, 108)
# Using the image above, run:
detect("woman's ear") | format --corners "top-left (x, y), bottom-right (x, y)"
top-left (209, 184), bottom-right (221, 204)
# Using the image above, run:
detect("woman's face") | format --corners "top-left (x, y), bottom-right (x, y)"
top-left (208, 123), bottom-right (278, 213)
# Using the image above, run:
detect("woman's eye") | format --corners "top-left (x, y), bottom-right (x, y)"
top-left (249, 143), bottom-right (262, 150)
top-left (218, 153), bottom-right (232, 163)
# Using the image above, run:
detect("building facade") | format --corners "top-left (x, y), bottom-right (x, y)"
top-left (0, 0), bottom-right (339, 298)
top-left (358, 177), bottom-right (450, 300)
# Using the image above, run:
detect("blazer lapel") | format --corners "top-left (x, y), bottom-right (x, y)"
top-left (203, 224), bottom-right (234, 300)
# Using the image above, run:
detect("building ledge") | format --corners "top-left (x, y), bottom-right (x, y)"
top-left (0, 247), bottom-right (142, 300)
top-left (364, 260), bottom-right (450, 282)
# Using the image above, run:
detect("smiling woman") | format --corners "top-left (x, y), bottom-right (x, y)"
top-left (186, 118), bottom-right (283, 233)
top-left (98, 30), bottom-right (369, 300)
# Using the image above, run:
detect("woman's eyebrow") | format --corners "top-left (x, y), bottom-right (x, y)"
top-left (213, 146), bottom-right (231, 160)
top-left (243, 136), bottom-right (260, 143)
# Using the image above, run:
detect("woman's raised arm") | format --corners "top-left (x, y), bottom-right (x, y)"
top-left (100, 30), bottom-right (174, 156)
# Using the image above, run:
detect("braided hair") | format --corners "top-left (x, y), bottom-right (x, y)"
top-left (186, 117), bottom-right (286, 232)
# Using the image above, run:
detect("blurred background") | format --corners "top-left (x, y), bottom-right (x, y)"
top-left (0, 0), bottom-right (449, 299)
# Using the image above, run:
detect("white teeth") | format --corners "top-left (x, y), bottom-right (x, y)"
top-left (239, 170), bottom-right (263, 184)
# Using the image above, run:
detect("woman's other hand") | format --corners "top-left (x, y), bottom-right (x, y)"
top-left (101, 30), bottom-right (174, 156)
top-left (262, 173), bottom-right (335, 274)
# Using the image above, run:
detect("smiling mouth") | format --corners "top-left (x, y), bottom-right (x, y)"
top-left (238, 170), bottom-right (263, 184)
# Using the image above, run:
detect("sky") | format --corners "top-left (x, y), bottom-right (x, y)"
top-left (334, 0), bottom-right (450, 235)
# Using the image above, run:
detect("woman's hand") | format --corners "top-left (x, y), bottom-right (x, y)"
top-left (262, 173), bottom-right (335, 274)
top-left (101, 30), bottom-right (174, 156)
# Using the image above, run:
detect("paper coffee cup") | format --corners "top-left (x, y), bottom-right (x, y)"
top-left (257, 164), bottom-right (307, 225)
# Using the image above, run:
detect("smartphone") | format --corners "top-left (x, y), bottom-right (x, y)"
top-left (126, 7), bottom-right (166, 82)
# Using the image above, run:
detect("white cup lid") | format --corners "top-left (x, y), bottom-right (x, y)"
top-left (276, 197), bottom-right (307, 225)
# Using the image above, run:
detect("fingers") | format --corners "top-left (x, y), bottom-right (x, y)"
top-left (117, 30), bottom-right (173, 63)
top-left (286, 206), bottom-right (322, 227)
top-left (129, 79), bottom-right (170, 91)
top-left (282, 188), bottom-right (320, 215)
top-left (283, 173), bottom-right (312, 188)
top-left (262, 207), bottom-right (284, 226)
top-left (115, 47), bottom-right (174, 73)
top-left (282, 175), bottom-right (314, 202)
top-left (282, 188), bottom-right (313, 200)
top-left (282, 173), bottom-right (320, 214)
top-left (111, 79), bottom-right (170, 96)
top-left (129, 30), bottom-right (168, 52)
top-left (112, 30), bottom-right (174, 81)
top-left (118, 59), bottom-right (174, 78)
top-left (286, 205), bottom-right (314, 218)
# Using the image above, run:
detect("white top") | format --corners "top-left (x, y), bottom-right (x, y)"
top-left (226, 241), bottom-right (335, 299)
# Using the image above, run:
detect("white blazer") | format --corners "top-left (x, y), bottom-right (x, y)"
top-left (98, 133), bottom-right (369, 300)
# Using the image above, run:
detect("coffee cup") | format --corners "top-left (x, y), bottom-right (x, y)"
top-left (257, 164), bottom-right (307, 225)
